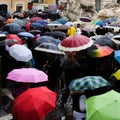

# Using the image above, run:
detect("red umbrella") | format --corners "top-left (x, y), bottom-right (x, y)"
top-left (12, 86), bottom-right (57, 120)
top-left (58, 35), bottom-right (93, 52)
top-left (6, 34), bottom-right (22, 45)
top-left (30, 17), bottom-right (42, 22)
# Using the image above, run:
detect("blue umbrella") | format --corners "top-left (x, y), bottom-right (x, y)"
top-left (30, 22), bottom-right (43, 29)
top-left (18, 32), bottom-right (35, 38)
top-left (56, 18), bottom-right (68, 25)
top-left (2, 23), bottom-right (22, 34)
top-left (94, 20), bottom-right (106, 26)
top-left (114, 50), bottom-right (120, 64)
top-left (35, 20), bottom-right (48, 26)
top-left (105, 18), bottom-right (117, 24)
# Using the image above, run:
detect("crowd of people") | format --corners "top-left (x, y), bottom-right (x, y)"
top-left (0, 9), bottom-right (120, 120)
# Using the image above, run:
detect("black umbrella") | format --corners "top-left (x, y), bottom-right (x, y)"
top-left (44, 31), bottom-right (66, 40)
top-left (95, 36), bottom-right (115, 48)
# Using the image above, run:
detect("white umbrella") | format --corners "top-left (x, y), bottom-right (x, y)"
top-left (9, 44), bottom-right (33, 62)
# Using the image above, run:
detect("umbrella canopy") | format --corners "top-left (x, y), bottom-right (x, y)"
top-left (2, 23), bottom-right (22, 34)
top-left (11, 19), bottom-right (26, 28)
top-left (30, 22), bottom-right (43, 29)
top-left (54, 25), bottom-right (70, 31)
top-left (0, 39), bottom-right (18, 46)
top-left (12, 86), bottom-right (56, 120)
top-left (47, 21), bottom-right (62, 27)
top-left (114, 50), bottom-right (120, 64)
top-left (6, 34), bottom-right (22, 45)
top-left (82, 24), bottom-right (95, 33)
top-left (7, 68), bottom-right (48, 83)
top-left (112, 34), bottom-right (120, 44)
top-left (44, 31), bottom-right (66, 39)
top-left (6, 18), bottom-right (14, 24)
top-left (69, 76), bottom-right (111, 91)
top-left (18, 32), bottom-right (35, 38)
top-left (30, 16), bottom-right (42, 22)
top-left (80, 17), bottom-right (92, 22)
top-left (86, 90), bottom-right (120, 120)
top-left (29, 30), bottom-right (41, 36)
top-left (87, 45), bottom-right (114, 58)
top-left (93, 20), bottom-right (106, 26)
top-left (65, 21), bottom-right (74, 27)
top-left (35, 42), bottom-right (65, 55)
top-left (50, 31), bottom-right (66, 39)
top-left (35, 20), bottom-right (48, 26)
top-left (95, 36), bottom-right (115, 48)
top-left (58, 35), bottom-right (93, 52)
top-left (35, 35), bottom-right (60, 45)
top-left (9, 44), bottom-right (33, 62)
top-left (105, 18), bottom-right (117, 24)
top-left (56, 18), bottom-right (68, 25)
top-left (112, 69), bottom-right (120, 80)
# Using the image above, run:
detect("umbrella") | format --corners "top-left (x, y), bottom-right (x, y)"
top-left (0, 39), bottom-right (18, 46)
top-left (87, 45), bottom-right (114, 58)
top-left (29, 29), bottom-right (41, 36)
top-left (2, 23), bottom-right (22, 34)
top-left (54, 25), bottom-right (70, 31)
top-left (12, 19), bottom-right (26, 28)
top-left (65, 22), bottom-right (74, 27)
top-left (35, 42), bottom-right (65, 55)
top-left (7, 68), bottom-right (48, 83)
top-left (58, 35), bottom-right (93, 52)
top-left (112, 34), bottom-right (120, 44)
top-left (35, 20), bottom-right (48, 26)
top-left (94, 20), bottom-right (106, 26)
top-left (56, 18), bottom-right (68, 25)
top-left (44, 31), bottom-right (66, 39)
top-left (18, 32), bottom-right (35, 38)
top-left (35, 35), bottom-right (60, 45)
top-left (114, 50), bottom-right (120, 64)
top-left (12, 86), bottom-right (56, 120)
top-left (105, 18), bottom-right (117, 24)
top-left (79, 17), bottom-right (92, 22)
top-left (82, 24), bottom-right (95, 33)
top-left (47, 21), bottom-right (62, 27)
top-left (30, 22), bottom-right (43, 29)
top-left (9, 44), bottom-right (33, 62)
top-left (69, 76), bottom-right (111, 91)
top-left (51, 31), bottom-right (66, 39)
top-left (6, 18), bottom-right (14, 24)
top-left (86, 90), bottom-right (120, 120)
top-left (6, 34), bottom-right (22, 45)
top-left (95, 36), bottom-right (115, 48)
top-left (112, 69), bottom-right (120, 80)
top-left (30, 16), bottom-right (42, 22)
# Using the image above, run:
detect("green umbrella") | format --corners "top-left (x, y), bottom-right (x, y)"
top-left (86, 90), bottom-right (120, 120)
top-left (69, 76), bottom-right (111, 91)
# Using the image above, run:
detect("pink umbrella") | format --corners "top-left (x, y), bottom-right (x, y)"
top-left (58, 35), bottom-right (93, 52)
top-left (6, 68), bottom-right (48, 83)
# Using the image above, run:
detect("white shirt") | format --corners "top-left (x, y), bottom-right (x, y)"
top-left (75, 28), bottom-right (81, 35)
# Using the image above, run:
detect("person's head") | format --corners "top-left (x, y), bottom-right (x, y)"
top-left (77, 24), bottom-right (80, 28)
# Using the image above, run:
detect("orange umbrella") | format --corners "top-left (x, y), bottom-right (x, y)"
top-left (6, 18), bottom-right (14, 24)
top-left (88, 44), bottom-right (114, 57)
